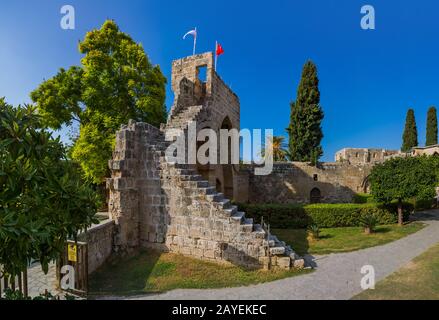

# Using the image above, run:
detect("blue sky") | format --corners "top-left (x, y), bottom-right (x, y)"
top-left (1, 0), bottom-right (439, 161)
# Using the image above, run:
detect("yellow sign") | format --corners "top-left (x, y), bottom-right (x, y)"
top-left (68, 244), bottom-right (77, 262)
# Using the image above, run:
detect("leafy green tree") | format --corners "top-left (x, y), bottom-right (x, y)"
top-left (426, 106), bottom-right (438, 146)
top-left (0, 99), bottom-right (99, 279)
top-left (369, 156), bottom-right (437, 226)
top-left (31, 20), bottom-right (167, 183)
top-left (402, 109), bottom-right (418, 152)
top-left (287, 60), bottom-right (324, 164)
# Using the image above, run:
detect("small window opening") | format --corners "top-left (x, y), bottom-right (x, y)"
top-left (197, 65), bottom-right (207, 83)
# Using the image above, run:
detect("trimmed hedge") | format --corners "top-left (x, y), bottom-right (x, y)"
top-left (353, 193), bottom-right (375, 204)
top-left (237, 202), bottom-right (414, 229)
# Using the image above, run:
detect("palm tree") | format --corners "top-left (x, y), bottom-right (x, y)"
top-left (261, 135), bottom-right (289, 162)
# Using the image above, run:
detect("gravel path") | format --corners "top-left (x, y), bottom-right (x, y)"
top-left (116, 210), bottom-right (439, 300)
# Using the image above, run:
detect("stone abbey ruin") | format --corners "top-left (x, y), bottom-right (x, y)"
top-left (84, 52), bottom-right (437, 273)
top-left (106, 52), bottom-right (299, 270)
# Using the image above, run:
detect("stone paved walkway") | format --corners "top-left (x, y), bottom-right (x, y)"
top-left (110, 210), bottom-right (439, 300)
top-left (27, 263), bottom-right (60, 298)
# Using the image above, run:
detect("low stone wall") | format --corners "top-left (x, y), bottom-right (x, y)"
top-left (79, 220), bottom-right (115, 275)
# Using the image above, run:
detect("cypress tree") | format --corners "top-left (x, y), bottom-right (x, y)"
top-left (402, 108), bottom-right (418, 152)
top-left (426, 106), bottom-right (438, 146)
top-left (287, 61), bottom-right (324, 163)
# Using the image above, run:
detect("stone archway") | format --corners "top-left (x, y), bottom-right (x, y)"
top-left (221, 117), bottom-right (234, 200)
top-left (310, 188), bottom-right (322, 204)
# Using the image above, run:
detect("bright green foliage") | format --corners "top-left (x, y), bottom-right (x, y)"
top-left (369, 156), bottom-right (437, 224)
top-left (287, 61), bottom-right (324, 164)
top-left (0, 99), bottom-right (99, 278)
top-left (31, 20), bottom-right (167, 183)
top-left (370, 156), bottom-right (436, 204)
top-left (426, 106), bottom-right (438, 146)
top-left (402, 109), bottom-right (418, 152)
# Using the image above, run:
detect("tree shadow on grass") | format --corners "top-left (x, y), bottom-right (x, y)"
top-left (271, 229), bottom-right (310, 256)
top-left (88, 249), bottom-right (162, 297)
top-left (374, 227), bottom-right (392, 234)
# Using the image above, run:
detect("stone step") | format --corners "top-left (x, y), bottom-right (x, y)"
top-left (176, 169), bottom-right (196, 176)
top-left (206, 193), bottom-right (224, 202)
top-left (269, 247), bottom-right (286, 255)
top-left (241, 218), bottom-right (254, 233)
top-left (196, 180), bottom-right (210, 188)
top-left (181, 180), bottom-right (209, 188)
top-left (180, 174), bottom-right (203, 181)
top-left (252, 226), bottom-right (267, 239)
top-left (231, 211), bottom-right (245, 222)
top-left (195, 186), bottom-right (216, 195)
top-left (267, 240), bottom-right (276, 247)
top-left (223, 205), bottom-right (238, 216)
top-left (174, 163), bottom-right (194, 169)
top-left (216, 199), bottom-right (231, 209)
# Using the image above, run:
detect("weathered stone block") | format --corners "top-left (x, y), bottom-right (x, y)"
top-left (293, 259), bottom-right (306, 269)
top-left (277, 257), bottom-right (291, 270)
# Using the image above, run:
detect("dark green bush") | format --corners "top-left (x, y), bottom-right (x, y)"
top-left (238, 202), bottom-right (414, 229)
top-left (412, 198), bottom-right (437, 211)
top-left (353, 193), bottom-right (375, 204)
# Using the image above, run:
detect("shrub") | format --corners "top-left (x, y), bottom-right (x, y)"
top-left (237, 202), bottom-right (413, 229)
top-left (307, 224), bottom-right (321, 240)
top-left (353, 193), bottom-right (375, 204)
top-left (359, 212), bottom-right (378, 234)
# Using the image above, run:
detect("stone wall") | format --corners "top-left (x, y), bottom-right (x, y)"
top-left (107, 121), bottom-right (167, 253)
top-left (241, 162), bottom-right (372, 204)
top-left (335, 148), bottom-right (400, 165)
top-left (79, 220), bottom-right (115, 275)
top-left (412, 145), bottom-right (439, 157)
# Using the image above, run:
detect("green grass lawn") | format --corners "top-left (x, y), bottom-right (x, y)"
top-left (88, 249), bottom-right (309, 297)
top-left (273, 222), bottom-right (425, 256)
top-left (353, 242), bottom-right (439, 300)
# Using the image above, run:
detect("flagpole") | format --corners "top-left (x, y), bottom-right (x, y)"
top-left (215, 41), bottom-right (218, 71)
top-left (193, 27), bottom-right (197, 55)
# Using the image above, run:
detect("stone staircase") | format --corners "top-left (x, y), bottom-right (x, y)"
top-left (151, 105), bottom-right (301, 270)
top-left (166, 105), bottom-right (204, 130)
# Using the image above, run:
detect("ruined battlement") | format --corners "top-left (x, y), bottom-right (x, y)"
top-left (170, 52), bottom-right (239, 122)
top-left (335, 148), bottom-right (400, 164)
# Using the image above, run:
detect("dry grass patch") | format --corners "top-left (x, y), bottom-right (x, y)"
top-left (89, 249), bottom-right (309, 297)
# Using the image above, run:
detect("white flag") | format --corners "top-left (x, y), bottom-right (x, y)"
top-left (183, 29), bottom-right (197, 40)
top-left (183, 28), bottom-right (197, 55)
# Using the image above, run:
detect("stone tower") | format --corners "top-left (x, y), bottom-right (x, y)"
top-left (167, 52), bottom-right (241, 200)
